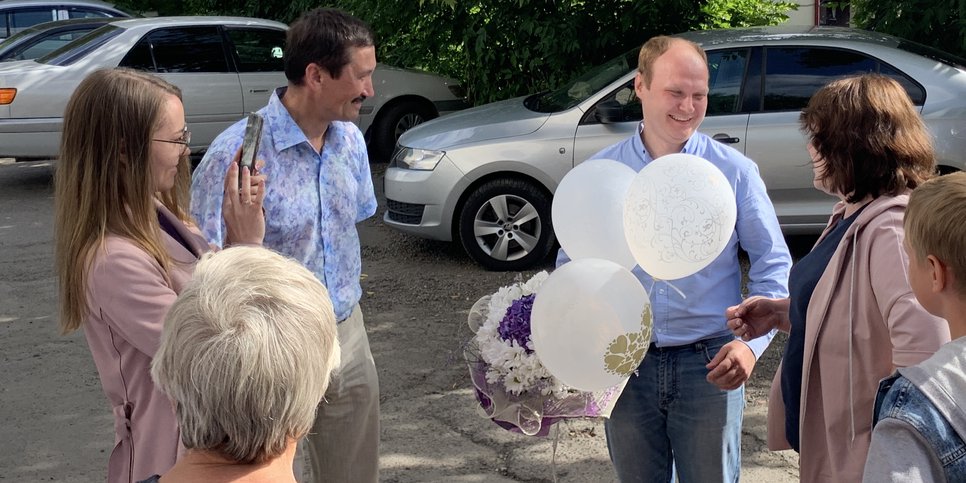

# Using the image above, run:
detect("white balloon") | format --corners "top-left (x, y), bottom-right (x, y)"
top-left (622, 153), bottom-right (737, 280)
top-left (552, 158), bottom-right (637, 269)
top-left (531, 258), bottom-right (653, 392)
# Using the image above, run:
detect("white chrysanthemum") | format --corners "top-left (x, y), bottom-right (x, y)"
top-left (474, 271), bottom-right (572, 395)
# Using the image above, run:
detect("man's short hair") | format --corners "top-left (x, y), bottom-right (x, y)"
top-left (284, 7), bottom-right (375, 84)
top-left (637, 35), bottom-right (707, 88)
top-left (905, 172), bottom-right (966, 297)
top-left (800, 74), bottom-right (935, 203)
top-left (151, 246), bottom-right (341, 464)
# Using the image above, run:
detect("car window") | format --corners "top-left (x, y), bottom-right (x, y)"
top-left (707, 49), bottom-right (749, 116)
top-left (897, 40), bottom-right (966, 70)
top-left (66, 8), bottom-right (113, 19)
top-left (531, 48), bottom-right (638, 113)
top-left (9, 8), bottom-right (54, 37)
top-left (878, 63), bottom-right (925, 104)
top-left (581, 47), bottom-right (751, 124)
top-left (225, 27), bottom-right (285, 73)
top-left (8, 30), bottom-right (90, 60)
top-left (36, 23), bottom-right (121, 65)
top-left (120, 26), bottom-right (230, 73)
top-left (763, 47), bottom-right (877, 111)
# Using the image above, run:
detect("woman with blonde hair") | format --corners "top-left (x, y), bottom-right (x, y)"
top-left (54, 68), bottom-right (265, 482)
top-left (140, 246), bottom-right (341, 483)
top-left (726, 74), bottom-right (950, 481)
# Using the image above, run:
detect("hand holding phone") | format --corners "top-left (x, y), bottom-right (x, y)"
top-left (239, 112), bottom-right (264, 187)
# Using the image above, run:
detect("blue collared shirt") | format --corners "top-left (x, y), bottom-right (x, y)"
top-left (190, 88), bottom-right (377, 322)
top-left (557, 125), bottom-right (791, 358)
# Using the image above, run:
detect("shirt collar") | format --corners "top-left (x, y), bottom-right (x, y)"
top-left (265, 87), bottom-right (313, 153)
top-left (636, 121), bottom-right (703, 161)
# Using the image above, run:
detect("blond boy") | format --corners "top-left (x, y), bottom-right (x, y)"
top-left (863, 172), bottom-right (966, 482)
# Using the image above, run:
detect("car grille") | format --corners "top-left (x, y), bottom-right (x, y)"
top-left (386, 199), bottom-right (425, 225)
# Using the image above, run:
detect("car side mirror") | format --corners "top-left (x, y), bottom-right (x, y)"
top-left (595, 100), bottom-right (627, 124)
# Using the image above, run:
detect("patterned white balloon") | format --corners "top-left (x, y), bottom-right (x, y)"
top-left (622, 153), bottom-right (737, 280)
top-left (552, 158), bottom-right (637, 269)
top-left (531, 258), bottom-right (652, 392)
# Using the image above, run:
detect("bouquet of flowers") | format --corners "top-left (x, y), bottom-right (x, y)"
top-left (464, 271), bottom-right (626, 436)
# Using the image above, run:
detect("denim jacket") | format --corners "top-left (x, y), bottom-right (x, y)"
top-left (864, 338), bottom-right (966, 482)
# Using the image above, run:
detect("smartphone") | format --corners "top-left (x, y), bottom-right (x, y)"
top-left (238, 112), bottom-right (264, 186)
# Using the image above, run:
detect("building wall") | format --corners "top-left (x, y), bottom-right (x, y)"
top-left (787, 0), bottom-right (817, 26)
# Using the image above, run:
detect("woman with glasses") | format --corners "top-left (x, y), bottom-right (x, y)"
top-left (54, 68), bottom-right (265, 483)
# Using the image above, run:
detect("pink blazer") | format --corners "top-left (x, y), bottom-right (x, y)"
top-left (766, 194), bottom-right (950, 482)
top-left (82, 202), bottom-right (209, 483)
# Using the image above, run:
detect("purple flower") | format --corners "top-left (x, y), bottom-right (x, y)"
top-left (498, 294), bottom-right (535, 353)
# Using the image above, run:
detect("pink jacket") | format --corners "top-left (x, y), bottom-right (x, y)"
top-left (766, 194), bottom-right (949, 482)
top-left (83, 202), bottom-right (209, 483)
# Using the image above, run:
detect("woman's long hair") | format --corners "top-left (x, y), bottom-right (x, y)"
top-left (55, 68), bottom-right (190, 334)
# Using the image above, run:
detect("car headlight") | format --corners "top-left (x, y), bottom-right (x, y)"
top-left (393, 147), bottom-right (445, 170)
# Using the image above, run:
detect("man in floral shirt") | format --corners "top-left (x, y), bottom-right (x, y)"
top-left (190, 8), bottom-right (379, 482)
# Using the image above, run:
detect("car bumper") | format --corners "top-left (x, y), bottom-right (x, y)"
top-left (0, 117), bottom-right (61, 158)
top-left (383, 155), bottom-right (466, 242)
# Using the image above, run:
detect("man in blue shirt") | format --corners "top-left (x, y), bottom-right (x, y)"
top-left (558, 36), bottom-right (791, 482)
top-left (190, 8), bottom-right (379, 483)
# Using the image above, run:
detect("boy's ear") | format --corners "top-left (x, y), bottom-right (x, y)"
top-left (926, 255), bottom-right (948, 293)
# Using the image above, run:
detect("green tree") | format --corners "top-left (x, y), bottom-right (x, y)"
top-left (851, 0), bottom-right (966, 59)
top-left (181, 0), bottom-right (797, 104)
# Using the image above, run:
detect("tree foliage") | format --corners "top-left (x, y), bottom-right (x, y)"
top-left (850, 0), bottom-right (966, 59)
top-left (142, 0), bottom-right (797, 104)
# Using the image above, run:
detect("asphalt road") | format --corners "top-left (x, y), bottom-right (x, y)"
top-left (0, 159), bottom-right (802, 482)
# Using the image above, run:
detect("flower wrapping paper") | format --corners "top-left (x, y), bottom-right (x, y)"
top-left (465, 272), bottom-right (627, 436)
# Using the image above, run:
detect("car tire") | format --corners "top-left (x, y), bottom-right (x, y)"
top-left (370, 100), bottom-right (435, 161)
top-left (458, 178), bottom-right (555, 271)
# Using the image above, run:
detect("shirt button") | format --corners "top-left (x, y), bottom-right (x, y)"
top-left (659, 289), bottom-right (665, 294)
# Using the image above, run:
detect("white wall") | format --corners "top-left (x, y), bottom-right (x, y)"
top-left (786, 0), bottom-right (816, 26)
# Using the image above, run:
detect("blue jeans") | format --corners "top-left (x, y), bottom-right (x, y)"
top-left (605, 334), bottom-right (743, 483)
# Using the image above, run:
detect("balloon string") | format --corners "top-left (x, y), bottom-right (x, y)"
top-left (653, 279), bottom-right (687, 299)
top-left (551, 422), bottom-right (560, 483)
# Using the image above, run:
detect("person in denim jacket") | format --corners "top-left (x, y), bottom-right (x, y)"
top-left (864, 172), bottom-right (966, 483)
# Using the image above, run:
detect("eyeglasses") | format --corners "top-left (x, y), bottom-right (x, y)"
top-left (153, 128), bottom-right (191, 155)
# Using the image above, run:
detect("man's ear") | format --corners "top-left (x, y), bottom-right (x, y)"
top-left (634, 72), bottom-right (646, 100)
top-left (305, 63), bottom-right (325, 88)
top-left (926, 254), bottom-right (949, 293)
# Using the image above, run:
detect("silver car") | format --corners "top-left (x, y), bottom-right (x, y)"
top-left (385, 26), bottom-right (966, 271)
top-left (0, 0), bottom-right (130, 40)
top-left (0, 16), bottom-right (467, 160)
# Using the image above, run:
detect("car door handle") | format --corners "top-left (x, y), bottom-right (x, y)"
top-left (249, 89), bottom-right (270, 93)
top-left (712, 133), bottom-right (740, 144)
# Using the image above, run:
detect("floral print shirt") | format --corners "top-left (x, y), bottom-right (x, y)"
top-left (190, 88), bottom-right (377, 321)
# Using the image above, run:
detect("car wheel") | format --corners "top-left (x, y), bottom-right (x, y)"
top-left (370, 100), bottom-right (435, 161)
top-left (458, 178), bottom-right (555, 271)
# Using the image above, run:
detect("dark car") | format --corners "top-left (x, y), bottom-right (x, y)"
top-left (0, 17), bottom-right (112, 61)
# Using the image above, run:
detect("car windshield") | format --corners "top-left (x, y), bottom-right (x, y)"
top-left (0, 23), bottom-right (50, 47)
top-left (525, 48), bottom-right (638, 113)
top-left (36, 24), bottom-right (122, 66)
top-left (896, 40), bottom-right (966, 70)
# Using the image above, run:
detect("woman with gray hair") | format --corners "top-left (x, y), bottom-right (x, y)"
top-left (139, 246), bottom-right (340, 483)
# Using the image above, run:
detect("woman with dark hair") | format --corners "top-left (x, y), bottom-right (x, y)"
top-left (726, 74), bottom-right (950, 482)
top-left (54, 68), bottom-right (265, 482)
